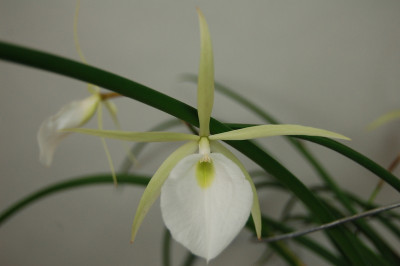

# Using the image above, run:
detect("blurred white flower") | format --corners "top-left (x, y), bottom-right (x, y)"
top-left (37, 94), bottom-right (100, 166)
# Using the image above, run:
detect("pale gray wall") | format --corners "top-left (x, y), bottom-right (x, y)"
top-left (1, 1), bottom-right (400, 265)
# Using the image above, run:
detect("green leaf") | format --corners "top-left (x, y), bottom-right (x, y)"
top-left (0, 174), bottom-right (150, 225)
top-left (131, 141), bottom-right (198, 242)
top-left (252, 215), bottom-right (346, 265)
top-left (66, 128), bottom-right (199, 142)
top-left (163, 229), bottom-right (172, 266)
top-left (196, 8), bottom-right (214, 137)
top-left (296, 136), bottom-right (400, 193)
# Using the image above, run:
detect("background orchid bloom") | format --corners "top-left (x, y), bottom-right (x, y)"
top-left (37, 93), bottom-right (100, 166)
top-left (37, 2), bottom-right (122, 186)
top-left (368, 109), bottom-right (400, 130)
top-left (37, 86), bottom-right (120, 166)
top-left (67, 8), bottom-right (349, 261)
top-left (37, 87), bottom-right (120, 187)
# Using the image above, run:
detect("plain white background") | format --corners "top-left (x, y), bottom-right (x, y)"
top-left (1, 1), bottom-right (400, 265)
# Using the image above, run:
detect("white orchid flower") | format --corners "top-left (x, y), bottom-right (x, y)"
top-left (37, 88), bottom-right (122, 166)
top-left (37, 88), bottom-right (121, 187)
top-left (38, 1), bottom-right (124, 186)
top-left (67, 9), bottom-right (350, 261)
top-left (38, 93), bottom-right (101, 166)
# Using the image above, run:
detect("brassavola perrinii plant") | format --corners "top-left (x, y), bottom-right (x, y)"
top-left (67, 9), bottom-right (349, 261)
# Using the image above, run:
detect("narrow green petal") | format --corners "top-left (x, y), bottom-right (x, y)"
top-left (210, 124), bottom-right (350, 141)
top-left (103, 100), bottom-right (120, 128)
top-left (368, 110), bottom-right (400, 130)
top-left (131, 141), bottom-right (198, 242)
top-left (102, 100), bottom-right (138, 167)
top-left (96, 104), bottom-right (117, 186)
top-left (196, 8), bottom-right (214, 137)
top-left (210, 141), bottom-right (262, 239)
top-left (65, 128), bottom-right (200, 142)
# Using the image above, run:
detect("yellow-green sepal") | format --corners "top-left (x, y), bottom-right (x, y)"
top-left (65, 128), bottom-right (200, 142)
top-left (368, 110), bottom-right (400, 130)
top-left (210, 141), bottom-right (262, 239)
top-left (196, 8), bottom-right (214, 137)
top-left (210, 124), bottom-right (350, 141)
top-left (103, 100), bottom-right (119, 127)
top-left (131, 141), bottom-right (198, 242)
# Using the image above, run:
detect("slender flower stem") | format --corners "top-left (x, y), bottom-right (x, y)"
top-left (261, 201), bottom-right (400, 243)
top-left (0, 174), bottom-right (150, 225)
top-left (368, 153), bottom-right (400, 204)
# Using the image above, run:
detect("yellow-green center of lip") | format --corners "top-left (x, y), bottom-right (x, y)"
top-left (196, 160), bottom-right (215, 189)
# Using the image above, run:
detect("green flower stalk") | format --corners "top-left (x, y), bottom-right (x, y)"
top-left (67, 8), bottom-right (349, 261)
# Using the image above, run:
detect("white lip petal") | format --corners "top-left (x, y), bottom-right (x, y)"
top-left (160, 153), bottom-right (253, 261)
top-left (37, 94), bottom-right (100, 166)
top-left (130, 141), bottom-right (198, 242)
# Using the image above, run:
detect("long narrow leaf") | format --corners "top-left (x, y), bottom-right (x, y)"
top-left (253, 216), bottom-right (346, 265)
top-left (163, 229), bottom-right (172, 266)
top-left (296, 136), bottom-right (400, 193)
top-left (0, 174), bottom-right (150, 225)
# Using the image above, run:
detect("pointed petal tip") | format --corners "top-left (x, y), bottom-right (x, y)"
top-left (195, 7), bottom-right (202, 14)
top-left (196, 6), bottom-right (214, 137)
top-left (196, 8), bottom-right (205, 23)
top-left (130, 230), bottom-right (138, 244)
